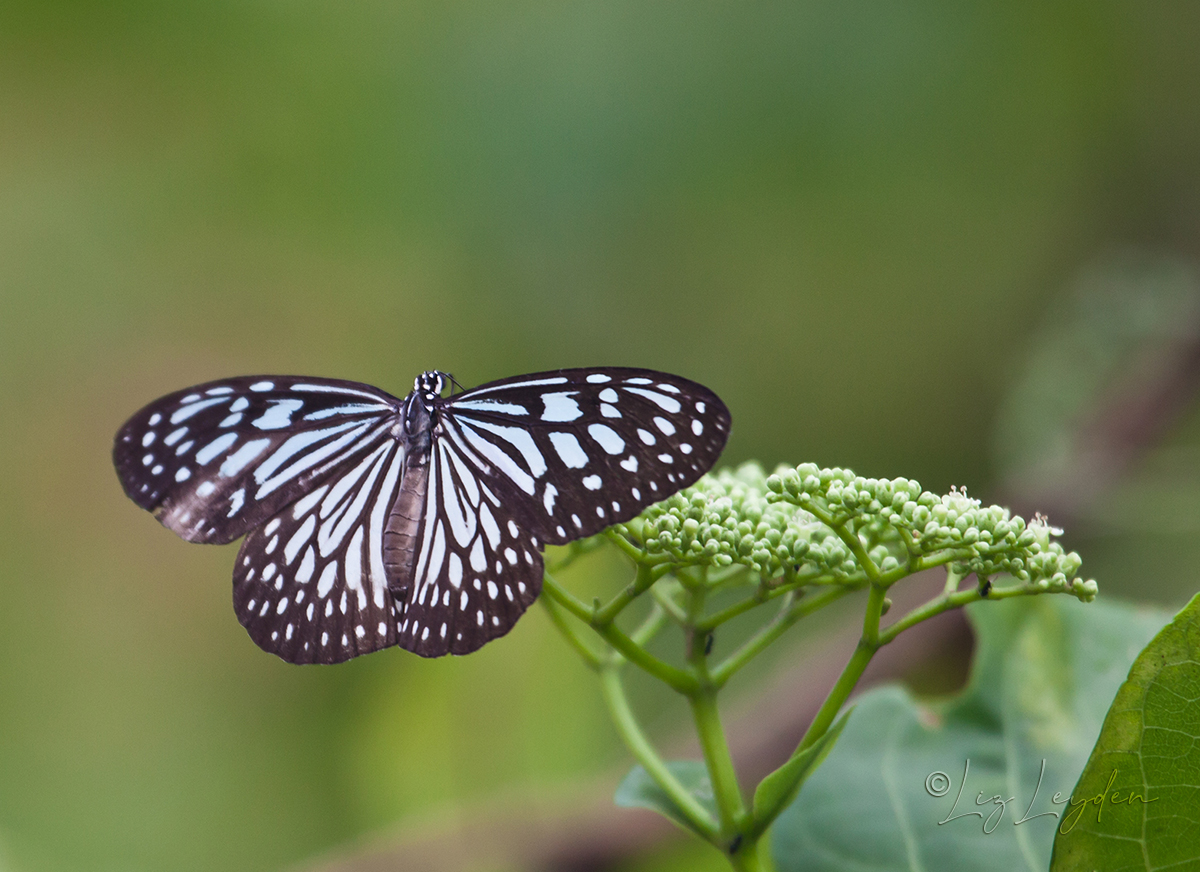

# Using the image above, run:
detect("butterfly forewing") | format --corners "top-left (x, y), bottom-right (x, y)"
top-left (231, 440), bottom-right (406, 664)
top-left (440, 368), bottom-right (730, 543)
top-left (113, 377), bottom-right (400, 544)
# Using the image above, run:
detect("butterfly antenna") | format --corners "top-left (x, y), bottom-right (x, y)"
top-left (446, 373), bottom-right (464, 396)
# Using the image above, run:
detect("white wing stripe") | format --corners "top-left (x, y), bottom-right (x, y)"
top-left (624, 387), bottom-right (683, 413)
top-left (458, 420), bottom-right (536, 495)
top-left (255, 421), bottom-right (375, 498)
top-left (318, 443), bottom-right (391, 556)
top-left (462, 376), bottom-right (568, 396)
top-left (439, 447), bottom-right (477, 547)
top-left (253, 420), bottom-right (363, 486)
top-left (369, 448), bottom-right (404, 609)
top-left (289, 383), bottom-right (391, 401)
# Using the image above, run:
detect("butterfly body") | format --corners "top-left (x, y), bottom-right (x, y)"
top-left (114, 368), bottom-right (729, 663)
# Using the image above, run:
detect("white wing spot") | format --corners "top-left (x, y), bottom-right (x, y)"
top-left (460, 591), bottom-right (469, 610)
top-left (175, 467), bottom-right (191, 482)
top-left (219, 413), bottom-right (243, 428)
top-left (286, 623), bottom-right (294, 640)
top-left (252, 399), bottom-right (305, 430)
top-left (556, 525), bottom-right (566, 537)
top-left (543, 482), bottom-right (558, 515)
top-left (231, 397), bottom-right (250, 412)
top-left (518, 582), bottom-right (527, 595)
top-left (658, 454), bottom-right (674, 464)
top-left (250, 381), bottom-right (274, 391)
top-left (626, 378), bottom-right (653, 385)
top-left (307, 603), bottom-right (315, 620)
top-left (692, 419), bottom-right (704, 435)
top-left (653, 416), bottom-right (676, 436)
top-left (549, 432), bottom-right (588, 468)
top-left (355, 625), bottom-right (366, 639)
top-left (142, 454), bottom-right (153, 466)
top-left (476, 610), bottom-right (484, 626)
top-left (448, 553), bottom-right (464, 589)
top-left (142, 432), bottom-right (156, 447)
top-left (599, 388), bottom-right (619, 403)
top-left (265, 535), bottom-right (278, 554)
top-left (487, 580), bottom-right (499, 599)
top-left (504, 548), bottom-right (517, 566)
top-left (276, 597), bottom-right (288, 615)
top-left (227, 488), bottom-right (245, 516)
top-left (206, 386), bottom-right (234, 395)
top-left (317, 562), bottom-right (338, 598)
top-left (507, 520), bottom-right (519, 538)
top-left (627, 388), bottom-right (682, 413)
top-left (586, 374), bottom-right (611, 383)
top-left (696, 401), bottom-right (706, 413)
top-left (474, 579), bottom-right (482, 590)
top-left (571, 513), bottom-right (582, 528)
top-left (612, 501), bottom-right (621, 513)
top-left (220, 438), bottom-right (271, 477)
top-left (637, 429), bottom-right (656, 445)
top-left (657, 384), bottom-right (681, 393)
top-left (620, 455), bottom-right (638, 472)
top-left (150, 464), bottom-right (164, 474)
top-left (680, 443), bottom-right (693, 454)
top-left (321, 632), bottom-right (329, 646)
top-left (164, 427), bottom-right (188, 446)
top-left (600, 404), bottom-right (620, 418)
top-left (378, 622), bottom-right (387, 636)
top-left (587, 423), bottom-right (625, 455)
top-left (148, 413), bottom-right (162, 425)
top-left (596, 506), bottom-right (605, 518)
top-left (196, 434), bottom-right (239, 466)
top-left (540, 392), bottom-right (583, 422)
top-left (296, 546), bottom-right (316, 582)
top-left (197, 481), bottom-right (216, 497)
top-left (175, 440), bottom-right (194, 456)
top-left (469, 537), bottom-right (486, 571)
top-left (582, 475), bottom-right (602, 490)
top-left (631, 487), bottom-right (641, 500)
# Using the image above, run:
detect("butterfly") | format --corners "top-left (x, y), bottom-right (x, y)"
top-left (113, 368), bottom-right (730, 663)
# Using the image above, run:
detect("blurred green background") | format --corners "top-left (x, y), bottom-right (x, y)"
top-left (3, 2), bottom-right (1200, 870)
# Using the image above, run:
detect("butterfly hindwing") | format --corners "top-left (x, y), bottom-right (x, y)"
top-left (395, 438), bottom-right (544, 657)
top-left (439, 368), bottom-right (731, 544)
top-left (113, 376), bottom-right (400, 544)
top-left (232, 440), bottom-right (407, 664)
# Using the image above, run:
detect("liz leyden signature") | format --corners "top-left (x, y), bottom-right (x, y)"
top-left (925, 760), bottom-right (1156, 835)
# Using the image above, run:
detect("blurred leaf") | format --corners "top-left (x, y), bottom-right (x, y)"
top-left (1050, 593), bottom-right (1200, 871)
top-left (615, 760), bottom-right (716, 836)
top-left (770, 596), bottom-right (1167, 872)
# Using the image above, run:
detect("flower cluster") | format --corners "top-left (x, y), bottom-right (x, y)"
top-left (622, 462), bottom-right (1097, 602)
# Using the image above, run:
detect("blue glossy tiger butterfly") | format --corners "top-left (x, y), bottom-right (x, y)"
top-left (114, 368), bottom-right (730, 662)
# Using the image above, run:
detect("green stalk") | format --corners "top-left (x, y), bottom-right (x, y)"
top-left (599, 666), bottom-right (720, 841)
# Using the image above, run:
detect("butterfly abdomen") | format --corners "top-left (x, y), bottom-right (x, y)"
top-left (383, 455), bottom-right (428, 596)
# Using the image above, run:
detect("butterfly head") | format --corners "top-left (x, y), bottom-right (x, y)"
top-left (414, 371), bottom-right (451, 409)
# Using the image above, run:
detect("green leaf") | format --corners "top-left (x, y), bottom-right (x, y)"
top-left (1050, 592), bottom-right (1200, 872)
top-left (771, 595), bottom-right (1168, 872)
top-left (615, 760), bottom-right (717, 836)
top-left (752, 708), bottom-right (852, 827)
